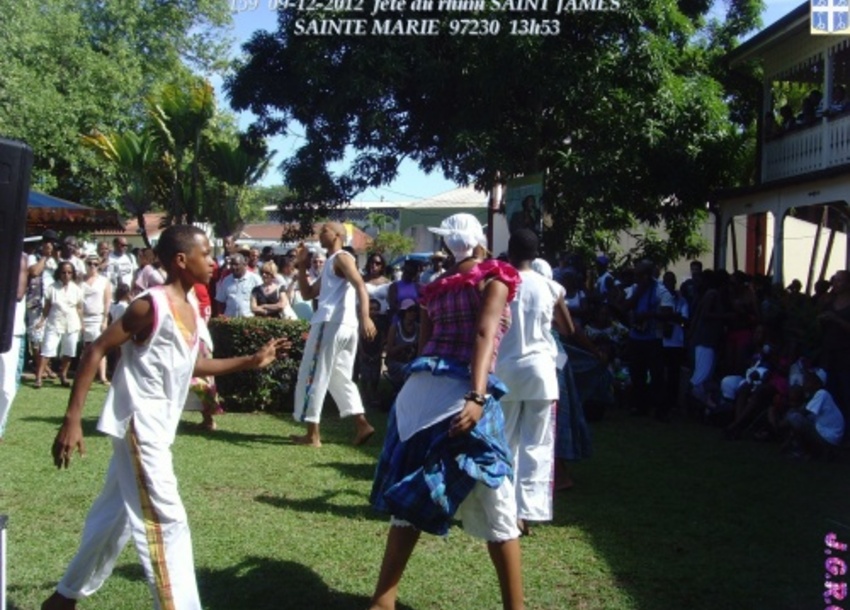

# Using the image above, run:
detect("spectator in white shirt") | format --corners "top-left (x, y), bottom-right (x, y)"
top-left (785, 368), bottom-right (845, 459)
top-left (106, 237), bottom-right (137, 290)
top-left (215, 253), bottom-right (261, 317)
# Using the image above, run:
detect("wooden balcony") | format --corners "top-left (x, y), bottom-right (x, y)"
top-left (762, 112), bottom-right (850, 182)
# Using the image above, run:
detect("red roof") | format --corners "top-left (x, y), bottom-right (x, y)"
top-left (98, 214), bottom-right (372, 252)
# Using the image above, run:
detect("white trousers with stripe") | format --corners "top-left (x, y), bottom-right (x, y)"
top-left (0, 333), bottom-right (23, 438)
top-left (293, 321), bottom-right (365, 424)
top-left (57, 423), bottom-right (200, 610)
top-left (501, 399), bottom-right (556, 522)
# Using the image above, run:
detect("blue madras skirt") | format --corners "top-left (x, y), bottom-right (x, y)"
top-left (370, 357), bottom-right (513, 536)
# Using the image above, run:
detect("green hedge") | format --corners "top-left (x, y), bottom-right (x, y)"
top-left (208, 317), bottom-right (310, 413)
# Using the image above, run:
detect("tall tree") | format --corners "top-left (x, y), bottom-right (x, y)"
top-left (227, 0), bottom-right (762, 263)
top-left (0, 0), bottom-right (231, 206)
top-left (81, 130), bottom-right (168, 246)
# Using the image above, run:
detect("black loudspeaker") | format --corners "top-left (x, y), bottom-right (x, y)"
top-left (0, 138), bottom-right (33, 353)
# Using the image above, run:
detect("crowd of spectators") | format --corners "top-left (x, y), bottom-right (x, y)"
top-left (538, 252), bottom-right (848, 460)
top-left (353, 245), bottom-right (848, 460)
top-left (20, 227), bottom-right (847, 459)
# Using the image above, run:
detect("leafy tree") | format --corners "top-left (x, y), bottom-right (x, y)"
top-left (0, 0), bottom-right (231, 206)
top-left (81, 130), bottom-right (169, 246)
top-left (371, 232), bottom-right (415, 263)
top-left (150, 79), bottom-right (217, 225)
top-left (228, 0), bottom-right (763, 263)
top-left (82, 77), bottom-right (272, 240)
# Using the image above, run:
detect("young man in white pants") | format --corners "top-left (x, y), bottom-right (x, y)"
top-left (42, 226), bottom-right (286, 610)
top-left (290, 221), bottom-right (377, 448)
top-left (0, 253), bottom-right (28, 440)
top-left (496, 229), bottom-right (561, 536)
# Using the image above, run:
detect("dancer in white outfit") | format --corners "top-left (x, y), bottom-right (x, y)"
top-left (290, 221), bottom-right (377, 447)
top-left (495, 229), bottom-right (560, 535)
top-left (0, 253), bottom-right (28, 440)
top-left (42, 226), bottom-right (287, 610)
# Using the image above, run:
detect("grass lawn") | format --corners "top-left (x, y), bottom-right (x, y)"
top-left (2, 382), bottom-right (849, 610)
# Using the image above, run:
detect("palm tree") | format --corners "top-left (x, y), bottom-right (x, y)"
top-left (203, 137), bottom-right (271, 238)
top-left (148, 78), bottom-right (215, 225)
top-left (81, 130), bottom-right (167, 247)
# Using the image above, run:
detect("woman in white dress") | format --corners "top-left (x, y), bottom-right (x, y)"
top-left (34, 261), bottom-right (84, 388)
top-left (81, 255), bottom-right (112, 384)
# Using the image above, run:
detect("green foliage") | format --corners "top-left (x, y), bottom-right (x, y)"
top-left (4, 386), bottom-right (849, 609)
top-left (0, 0), bottom-right (233, 207)
top-left (369, 232), bottom-right (415, 262)
top-left (228, 0), bottom-right (763, 262)
top-left (80, 75), bottom-right (272, 235)
top-left (208, 316), bottom-right (309, 412)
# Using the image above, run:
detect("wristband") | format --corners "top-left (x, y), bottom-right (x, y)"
top-left (463, 391), bottom-right (488, 406)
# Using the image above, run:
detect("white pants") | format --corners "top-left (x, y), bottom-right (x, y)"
top-left (690, 346), bottom-right (716, 388)
top-left (58, 423), bottom-right (201, 610)
top-left (293, 321), bottom-right (364, 424)
top-left (391, 477), bottom-right (521, 542)
top-left (501, 399), bottom-right (556, 522)
top-left (0, 333), bottom-right (23, 438)
top-left (42, 328), bottom-right (80, 358)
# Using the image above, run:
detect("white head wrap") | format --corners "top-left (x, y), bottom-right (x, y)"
top-left (531, 258), bottom-right (553, 280)
top-left (427, 213), bottom-right (487, 261)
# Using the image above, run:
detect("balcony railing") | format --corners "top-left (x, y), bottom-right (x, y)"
top-left (763, 112), bottom-right (850, 182)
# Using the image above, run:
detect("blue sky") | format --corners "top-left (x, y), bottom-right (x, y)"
top-left (214, 0), bottom-right (803, 201)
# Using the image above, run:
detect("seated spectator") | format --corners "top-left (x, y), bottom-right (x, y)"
top-left (723, 340), bottom-right (780, 436)
top-left (818, 269), bottom-right (850, 420)
top-left (783, 368), bottom-right (845, 459)
top-left (830, 85), bottom-right (848, 114)
top-left (797, 90), bottom-right (823, 125)
top-left (764, 111), bottom-right (781, 139)
top-left (779, 104), bottom-right (796, 131)
top-left (584, 301), bottom-right (628, 363)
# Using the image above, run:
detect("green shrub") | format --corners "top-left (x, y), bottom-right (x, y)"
top-left (208, 317), bottom-right (309, 412)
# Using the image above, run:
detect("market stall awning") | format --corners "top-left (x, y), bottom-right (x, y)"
top-left (27, 191), bottom-right (124, 234)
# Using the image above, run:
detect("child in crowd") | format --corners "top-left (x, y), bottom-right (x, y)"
top-left (384, 298), bottom-right (420, 391)
top-left (783, 368), bottom-right (845, 459)
top-left (42, 225), bottom-right (288, 610)
top-left (108, 283), bottom-right (132, 325)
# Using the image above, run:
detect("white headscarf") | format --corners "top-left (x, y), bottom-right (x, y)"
top-left (427, 213), bottom-right (487, 261)
top-left (531, 258), bottom-right (553, 280)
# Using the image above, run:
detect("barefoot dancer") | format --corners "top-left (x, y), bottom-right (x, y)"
top-left (369, 214), bottom-right (525, 610)
top-left (42, 225), bottom-right (287, 610)
top-left (290, 221), bottom-right (376, 447)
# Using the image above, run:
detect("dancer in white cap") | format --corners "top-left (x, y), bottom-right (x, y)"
top-left (370, 213), bottom-right (525, 610)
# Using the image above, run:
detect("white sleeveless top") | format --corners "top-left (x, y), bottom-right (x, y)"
top-left (98, 286), bottom-right (202, 445)
top-left (312, 250), bottom-right (357, 327)
top-left (495, 270), bottom-right (559, 401)
top-left (82, 275), bottom-right (110, 323)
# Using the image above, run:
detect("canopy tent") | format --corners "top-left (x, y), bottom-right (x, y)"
top-left (27, 191), bottom-right (124, 234)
